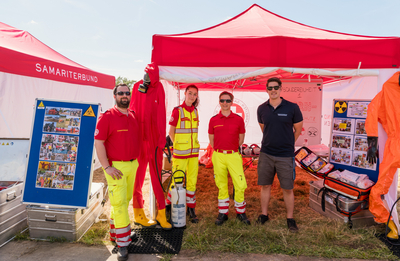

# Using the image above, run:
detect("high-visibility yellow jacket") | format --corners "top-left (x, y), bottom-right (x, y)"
top-left (173, 106), bottom-right (200, 159)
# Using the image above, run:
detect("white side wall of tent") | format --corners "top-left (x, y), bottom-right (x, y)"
top-left (163, 69), bottom-right (398, 148)
top-left (0, 71), bottom-right (114, 180)
top-left (163, 68), bottom-right (399, 229)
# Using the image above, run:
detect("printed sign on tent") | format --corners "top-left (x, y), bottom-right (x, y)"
top-left (22, 99), bottom-right (100, 208)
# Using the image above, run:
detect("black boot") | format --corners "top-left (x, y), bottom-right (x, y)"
top-left (215, 213), bottom-right (228, 226)
top-left (117, 246), bottom-right (128, 261)
top-left (187, 207), bottom-right (199, 223)
top-left (236, 213), bottom-right (251, 225)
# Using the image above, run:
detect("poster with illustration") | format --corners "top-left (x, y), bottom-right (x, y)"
top-left (352, 151), bottom-right (376, 170)
top-left (330, 99), bottom-right (378, 182)
top-left (347, 101), bottom-right (369, 118)
top-left (35, 162), bottom-right (76, 190)
top-left (43, 107), bottom-right (82, 134)
top-left (23, 99), bottom-right (99, 208)
top-left (331, 133), bottom-right (353, 150)
top-left (355, 119), bottom-right (367, 135)
top-left (332, 118), bottom-right (355, 134)
top-left (40, 134), bottom-right (78, 163)
top-left (330, 148), bottom-right (352, 165)
top-left (353, 136), bottom-right (368, 152)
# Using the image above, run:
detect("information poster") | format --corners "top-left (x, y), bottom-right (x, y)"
top-left (22, 99), bottom-right (99, 208)
top-left (329, 99), bottom-right (379, 182)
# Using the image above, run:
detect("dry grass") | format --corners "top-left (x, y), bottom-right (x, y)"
top-left (81, 162), bottom-right (397, 260)
top-left (179, 164), bottom-right (396, 260)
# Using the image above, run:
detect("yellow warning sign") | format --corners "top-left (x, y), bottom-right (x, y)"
top-left (83, 106), bottom-right (96, 117)
top-left (1, 143), bottom-right (4, 145)
top-left (334, 101), bottom-right (347, 113)
top-left (38, 101), bottom-right (45, 109)
top-left (6, 143), bottom-right (9, 145)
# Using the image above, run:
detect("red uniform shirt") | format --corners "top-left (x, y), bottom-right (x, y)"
top-left (95, 106), bottom-right (141, 165)
top-left (169, 102), bottom-right (197, 127)
top-left (208, 111), bottom-right (245, 151)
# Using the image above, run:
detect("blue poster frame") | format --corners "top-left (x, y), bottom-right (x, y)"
top-left (22, 99), bottom-right (100, 208)
top-left (329, 99), bottom-right (379, 182)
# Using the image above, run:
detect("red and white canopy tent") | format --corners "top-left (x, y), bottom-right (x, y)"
top-left (151, 4), bottom-right (400, 146)
top-left (153, 4), bottom-right (400, 87)
top-left (0, 21), bottom-right (115, 139)
top-left (0, 22), bottom-right (115, 180)
top-left (151, 4), bottom-right (400, 229)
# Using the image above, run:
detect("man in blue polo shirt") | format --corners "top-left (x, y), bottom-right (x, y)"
top-left (256, 77), bottom-right (303, 233)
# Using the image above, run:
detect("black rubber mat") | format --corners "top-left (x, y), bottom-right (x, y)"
top-left (376, 233), bottom-right (400, 259)
top-left (112, 227), bottom-right (185, 254)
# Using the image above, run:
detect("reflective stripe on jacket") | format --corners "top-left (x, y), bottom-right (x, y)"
top-left (173, 106), bottom-right (200, 158)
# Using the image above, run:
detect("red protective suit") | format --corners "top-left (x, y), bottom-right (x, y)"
top-left (130, 63), bottom-right (166, 210)
top-left (365, 72), bottom-right (400, 223)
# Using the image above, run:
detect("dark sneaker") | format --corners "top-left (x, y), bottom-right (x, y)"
top-left (215, 213), bottom-right (228, 226)
top-left (117, 246), bottom-right (128, 261)
top-left (187, 207), bottom-right (199, 223)
top-left (287, 218), bottom-right (299, 233)
top-left (256, 214), bottom-right (269, 225)
top-left (236, 213), bottom-right (251, 225)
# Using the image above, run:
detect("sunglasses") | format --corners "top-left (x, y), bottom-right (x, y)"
top-left (220, 99), bottom-right (232, 103)
top-left (267, 85), bottom-right (280, 91)
top-left (116, 91), bottom-right (131, 96)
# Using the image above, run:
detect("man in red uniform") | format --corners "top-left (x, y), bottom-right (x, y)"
top-left (208, 91), bottom-right (250, 225)
top-left (95, 83), bottom-right (141, 261)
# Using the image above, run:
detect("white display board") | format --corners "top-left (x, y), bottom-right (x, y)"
top-left (0, 138), bottom-right (30, 181)
top-left (165, 79), bottom-right (323, 148)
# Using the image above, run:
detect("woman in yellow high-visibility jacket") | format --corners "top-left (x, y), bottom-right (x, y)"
top-left (167, 85), bottom-right (200, 223)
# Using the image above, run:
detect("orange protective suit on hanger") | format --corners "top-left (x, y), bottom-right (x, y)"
top-left (365, 71), bottom-right (400, 224)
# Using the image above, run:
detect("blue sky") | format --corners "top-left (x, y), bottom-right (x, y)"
top-left (2, 0), bottom-right (400, 81)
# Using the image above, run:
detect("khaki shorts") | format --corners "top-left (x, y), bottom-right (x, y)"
top-left (257, 152), bottom-right (295, 190)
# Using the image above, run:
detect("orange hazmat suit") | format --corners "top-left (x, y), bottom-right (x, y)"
top-left (365, 72), bottom-right (400, 223)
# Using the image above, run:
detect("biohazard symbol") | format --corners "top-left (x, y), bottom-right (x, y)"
top-left (83, 106), bottom-right (96, 117)
top-left (38, 101), bottom-right (45, 108)
top-left (334, 101), bottom-right (347, 113)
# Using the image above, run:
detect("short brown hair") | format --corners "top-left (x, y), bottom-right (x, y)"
top-left (266, 77), bottom-right (282, 87)
top-left (219, 91), bottom-right (234, 100)
top-left (113, 83), bottom-right (129, 95)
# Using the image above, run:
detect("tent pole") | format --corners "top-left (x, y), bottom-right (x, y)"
top-left (176, 83), bottom-right (180, 105)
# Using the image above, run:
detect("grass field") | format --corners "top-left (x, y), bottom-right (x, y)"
top-left (18, 161), bottom-right (398, 260)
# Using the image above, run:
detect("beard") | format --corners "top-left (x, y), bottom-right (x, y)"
top-left (116, 98), bottom-right (130, 108)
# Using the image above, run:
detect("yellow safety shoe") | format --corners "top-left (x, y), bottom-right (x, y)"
top-left (386, 220), bottom-right (399, 240)
top-left (133, 208), bottom-right (156, 228)
top-left (156, 208), bottom-right (172, 230)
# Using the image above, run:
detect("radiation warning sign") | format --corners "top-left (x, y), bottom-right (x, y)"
top-left (334, 101), bottom-right (347, 113)
top-left (83, 106), bottom-right (96, 117)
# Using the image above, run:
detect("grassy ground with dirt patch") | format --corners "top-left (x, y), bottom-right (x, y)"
top-left (29, 161), bottom-right (397, 260)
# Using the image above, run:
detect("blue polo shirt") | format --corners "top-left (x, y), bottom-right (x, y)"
top-left (257, 98), bottom-right (303, 157)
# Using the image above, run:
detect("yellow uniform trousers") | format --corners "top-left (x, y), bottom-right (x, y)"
top-left (212, 152), bottom-right (247, 214)
top-left (104, 160), bottom-right (138, 229)
top-left (167, 157), bottom-right (199, 208)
